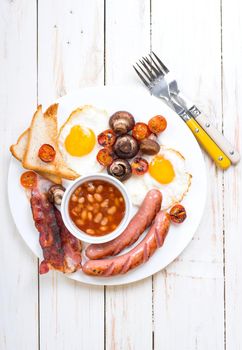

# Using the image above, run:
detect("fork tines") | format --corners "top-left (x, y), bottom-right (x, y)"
top-left (133, 51), bottom-right (169, 87)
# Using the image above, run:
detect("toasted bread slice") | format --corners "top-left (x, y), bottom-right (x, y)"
top-left (10, 129), bottom-right (29, 162)
top-left (22, 104), bottom-right (79, 180)
top-left (39, 172), bottom-right (62, 184)
top-left (10, 128), bottom-right (62, 184)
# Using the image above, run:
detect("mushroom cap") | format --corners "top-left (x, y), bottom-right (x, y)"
top-left (107, 159), bottom-right (132, 182)
top-left (109, 111), bottom-right (135, 135)
top-left (140, 138), bottom-right (160, 155)
top-left (48, 185), bottom-right (65, 205)
top-left (113, 135), bottom-right (139, 159)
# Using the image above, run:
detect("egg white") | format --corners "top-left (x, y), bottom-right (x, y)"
top-left (124, 147), bottom-right (192, 209)
top-left (58, 105), bottom-right (109, 175)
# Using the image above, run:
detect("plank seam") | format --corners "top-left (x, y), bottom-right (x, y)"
top-left (36, 0), bottom-right (39, 106)
top-left (220, 1), bottom-right (227, 349)
top-left (104, 287), bottom-right (106, 350)
top-left (150, 0), bottom-right (152, 54)
top-left (103, 0), bottom-right (106, 87)
top-left (38, 263), bottom-right (40, 350)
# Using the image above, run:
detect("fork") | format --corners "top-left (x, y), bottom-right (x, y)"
top-left (147, 52), bottom-right (240, 165)
top-left (134, 52), bottom-right (239, 169)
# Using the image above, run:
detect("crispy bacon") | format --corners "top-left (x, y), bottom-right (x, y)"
top-left (54, 208), bottom-right (82, 273)
top-left (31, 188), bottom-right (64, 273)
top-left (30, 183), bottom-right (82, 274)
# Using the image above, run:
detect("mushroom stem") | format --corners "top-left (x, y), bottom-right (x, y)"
top-left (109, 111), bottom-right (135, 135)
top-left (107, 159), bottom-right (132, 182)
top-left (48, 185), bottom-right (65, 205)
top-left (113, 135), bottom-right (139, 159)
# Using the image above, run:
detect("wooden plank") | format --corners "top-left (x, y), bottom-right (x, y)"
top-left (105, 1), bottom-right (153, 349)
top-left (38, 0), bottom-right (105, 103)
top-left (222, 0), bottom-right (242, 349)
top-left (37, 1), bottom-right (105, 349)
top-left (152, 1), bottom-right (225, 349)
top-left (0, 1), bottom-right (38, 350)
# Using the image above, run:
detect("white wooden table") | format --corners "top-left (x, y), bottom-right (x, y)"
top-left (0, 1), bottom-right (241, 349)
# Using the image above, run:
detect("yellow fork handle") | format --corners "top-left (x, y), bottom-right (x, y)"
top-left (186, 118), bottom-right (231, 170)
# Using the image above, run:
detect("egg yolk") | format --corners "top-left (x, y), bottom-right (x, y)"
top-left (149, 155), bottom-right (175, 184)
top-left (65, 125), bottom-right (96, 156)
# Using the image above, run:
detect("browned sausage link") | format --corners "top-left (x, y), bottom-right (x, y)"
top-left (85, 189), bottom-right (162, 260)
top-left (83, 211), bottom-right (170, 277)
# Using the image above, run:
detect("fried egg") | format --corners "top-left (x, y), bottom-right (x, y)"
top-left (58, 105), bottom-right (109, 175)
top-left (125, 147), bottom-right (192, 209)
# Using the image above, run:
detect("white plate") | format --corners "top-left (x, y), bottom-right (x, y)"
top-left (8, 86), bottom-right (207, 286)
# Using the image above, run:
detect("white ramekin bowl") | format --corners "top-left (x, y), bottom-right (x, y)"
top-left (61, 173), bottom-right (132, 244)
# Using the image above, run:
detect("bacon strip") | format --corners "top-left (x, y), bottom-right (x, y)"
top-left (54, 208), bottom-right (82, 273)
top-left (30, 186), bottom-right (82, 274)
top-left (31, 188), bottom-right (64, 273)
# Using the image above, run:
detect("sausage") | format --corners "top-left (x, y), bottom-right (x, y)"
top-left (85, 189), bottom-right (162, 260)
top-left (82, 211), bottom-right (170, 277)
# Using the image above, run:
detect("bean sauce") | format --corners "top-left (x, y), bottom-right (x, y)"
top-left (69, 180), bottom-right (126, 236)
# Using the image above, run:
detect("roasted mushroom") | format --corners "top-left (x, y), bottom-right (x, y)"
top-left (48, 185), bottom-right (65, 205)
top-left (107, 159), bottom-right (132, 181)
top-left (109, 111), bottom-right (135, 135)
top-left (113, 135), bottom-right (139, 159)
top-left (140, 138), bottom-right (160, 155)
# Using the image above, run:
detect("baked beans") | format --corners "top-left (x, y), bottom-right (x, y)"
top-left (69, 180), bottom-right (125, 236)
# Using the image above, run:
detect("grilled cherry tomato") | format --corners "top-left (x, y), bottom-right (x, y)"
top-left (148, 115), bottom-right (167, 134)
top-left (131, 157), bottom-right (149, 175)
top-left (132, 122), bottom-right (150, 141)
top-left (169, 204), bottom-right (187, 223)
top-left (96, 148), bottom-right (114, 166)
top-left (38, 144), bottom-right (56, 162)
top-left (97, 129), bottom-right (116, 147)
top-left (20, 171), bottom-right (37, 189)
